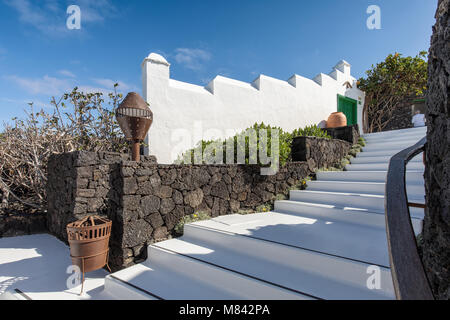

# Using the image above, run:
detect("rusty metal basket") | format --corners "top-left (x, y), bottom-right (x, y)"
top-left (66, 215), bottom-right (112, 294)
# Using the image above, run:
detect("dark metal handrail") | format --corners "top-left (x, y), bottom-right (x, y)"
top-left (385, 136), bottom-right (434, 300)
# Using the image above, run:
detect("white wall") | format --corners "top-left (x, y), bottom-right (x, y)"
top-left (142, 53), bottom-right (365, 164)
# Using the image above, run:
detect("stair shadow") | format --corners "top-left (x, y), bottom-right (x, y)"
top-left (201, 214), bottom-right (390, 267)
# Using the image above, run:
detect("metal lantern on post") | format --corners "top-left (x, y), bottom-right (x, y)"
top-left (116, 92), bottom-right (153, 162)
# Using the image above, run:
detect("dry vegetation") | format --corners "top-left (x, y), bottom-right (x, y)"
top-left (0, 86), bottom-right (129, 215)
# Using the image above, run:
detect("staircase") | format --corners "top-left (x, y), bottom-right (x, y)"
top-left (102, 126), bottom-right (427, 300)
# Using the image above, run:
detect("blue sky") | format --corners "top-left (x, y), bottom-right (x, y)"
top-left (0, 0), bottom-right (436, 126)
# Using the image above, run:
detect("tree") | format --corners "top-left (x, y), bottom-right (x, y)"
top-left (0, 86), bottom-right (128, 213)
top-left (358, 52), bottom-right (428, 133)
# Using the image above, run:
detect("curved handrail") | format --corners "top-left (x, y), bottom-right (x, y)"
top-left (385, 136), bottom-right (434, 300)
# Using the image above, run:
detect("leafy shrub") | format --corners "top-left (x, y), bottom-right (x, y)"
top-left (177, 122), bottom-right (285, 166)
top-left (177, 123), bottom-right (330, 167)
top-left (238, 209), bottom-right (255, 215)
top-left (340, 158), bottom-right (351, 168)
top-left (274, 193), bottom-right (287, 201)
top-left (292, 124), bottom-right (331, 139)
top-left (289, 178), bottom-right (308, 191)
top-left (348, 144), bottom-right (363, 158)
top-left (358, 137), bottom-right (366, 147)
top-left (255, 204), bottom-right (271, 213)
top-left (173, 211), bottom-right (211, 236)
top-left (317, 166), bottom-right (342, 172)
top-left (237, 203), bottom-right (272, 215)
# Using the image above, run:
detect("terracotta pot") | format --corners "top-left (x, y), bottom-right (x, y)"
top-left (327, 112), bottom-right (347, 128)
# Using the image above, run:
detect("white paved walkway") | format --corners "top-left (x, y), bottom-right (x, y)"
top-left (0, 234), bottom-right (111, 300)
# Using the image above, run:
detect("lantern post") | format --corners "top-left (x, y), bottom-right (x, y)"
top-left (115, 92), bottom-right (153, 162)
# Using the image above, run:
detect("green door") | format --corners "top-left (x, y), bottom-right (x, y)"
top-left (337, 95), bottom-right (357, 125)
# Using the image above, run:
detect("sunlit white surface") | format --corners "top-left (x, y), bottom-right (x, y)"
top-left (0, 234), bottom-right (109, 300)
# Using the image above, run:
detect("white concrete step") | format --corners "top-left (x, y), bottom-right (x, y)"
top-left (104, 244), bottom-right (306, 300)
top-left (362, 140), bottom-right (422, 151)
top-left (364, 134), bottom-right (423, 143)
top-left (316, 170), bottom-right (424, 184)
top-left (189, 212), bottom-right (391, 267)
top-left (274, 200), bottom-right (385, 228)
top-left (363, 134), bottom-right (425, 144)
top-left (168, 224), bottom-right (395, 299)
top-left (363, 135), bottom-right (425, 144)
top-left (345, 162), bottom-right (424, 171)
top-left (363, 127), bottom-right (426, 139)
top-left (350, 154), bottom-right (422, 164)
top-left (364, 127), bottom-right (426, 136)
top-left (289, 189), bottom-right (424, 220)
top-left (365, 126), bottom-right (426, 133)
top-left (364, 125), bottom-right (426, 134)
top-left (356, 150), bottom-right (406, 157)
top-left (362, 142), bottom-right (424, 153)
top-left (363, 131), bottom-right (425, 140)
top-left (104, 267), bottom-right (159, 300)
top-left (306, 180), bottom-right (425, 198)
top-left (274, 200), bottom-right (422, 235)
top-left (363, 137), bottom-right (425, 147)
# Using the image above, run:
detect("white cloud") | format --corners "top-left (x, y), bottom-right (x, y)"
top-left (58, 69), bottom-right (76, 78)
top-left (76, 85), bottom-right (113, 96)
top-left (3, 0), bottom-right (118, 36)
top-left (92, 78), bottom-right (135, 91)
top-left (200, 77), bottom-right (212, 85)
top-left (3, 0), bottom-right (67, 36)
top-left (44, 0), bottom-right (60, 13)
top-left (174, 48), bottom-right (212, 71)
top-left (69, 83), bottom-right (138, 98)
top-left (75, 0), bottom-right (118, 23)
top-left (0, 97), bottom-right (50, 110)
top-left (5, 73), bottom-right (136, 100)
top-left (5, 74), bottom-right (73, 96)
top-left (216, 67), bottom-right (232, 78)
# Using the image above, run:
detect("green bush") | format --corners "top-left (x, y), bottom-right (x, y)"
top-left (358, 137), bottom-right (366, 147)
top-left (237, 209), bottom-right (255, 215)
top-left (340, 158), bottom-right (350, 168)
top-left (255, 203), bottom-right (272, 213)
top-left (176, 122), bottom-right (285, 165)
top-left (288, 178), bottom-right (308, 191)
top-left (317, 166), bottom-right (342, 172)
top-left (173, 211), bottom-right (211, 236)
top-left (177, 123), bottom-right (331, 167)
top-left (237, 203), bottom-right (272, 215)
top-left (292, 125), bottom-right (332, 139)
top-left (274, 193), bottom-right (287, 201)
